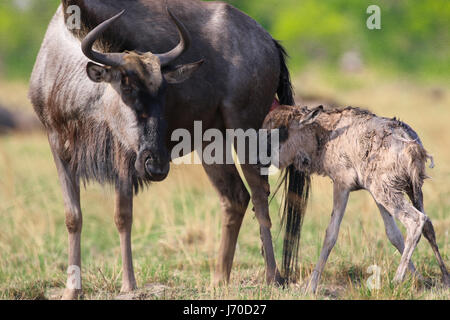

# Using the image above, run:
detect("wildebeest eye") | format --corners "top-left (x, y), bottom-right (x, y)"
top-left (121, 76), bottom-right (134, 95)
top-left (121, 85), bottom-right (132, 95)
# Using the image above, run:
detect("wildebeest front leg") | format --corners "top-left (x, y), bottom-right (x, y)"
top-left (307, 184), bottom-right (349, 294)
top-left (115, 176), bottom-right (137, 293)
top-left (49, 134), bottom-right (82, 300)
top-left (241, 164), bottom-right (282, 285)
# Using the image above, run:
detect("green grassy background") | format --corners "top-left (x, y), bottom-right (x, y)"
top-left (0, 0), bottom-right (449, 300)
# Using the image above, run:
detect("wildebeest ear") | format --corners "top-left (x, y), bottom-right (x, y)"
top-left (300, 105), bottom-right (323, 126)
top-left (163, 60), bottom-right (205, 84)
top-left (86, 62), bottom-right (112, 83)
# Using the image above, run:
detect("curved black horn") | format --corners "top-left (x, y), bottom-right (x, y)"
top-left (156, 8), bottom-right (191, 67)
top-left (81, 10), bottom-right (126, 67)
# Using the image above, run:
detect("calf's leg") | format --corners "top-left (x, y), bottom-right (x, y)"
top-left (375, 195), bottom-right (426, 283)
top-left (375, 202), bottom-right (420, 277)
top-left (307, 184), bottom-right (350, 294)
top-left (422, 219), bottom-right (450, 286)
top-left (409, 190), bottom-right (449, 286)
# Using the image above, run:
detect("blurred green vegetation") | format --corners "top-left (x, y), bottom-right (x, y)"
top-left (0, 0), bottom-right (449, 80)
top-left (230, 0), bottom-right (450, 79)
top-left (0, 0), bottom-right (60, 79)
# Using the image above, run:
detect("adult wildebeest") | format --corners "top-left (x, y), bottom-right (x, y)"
top-left (29, 0), bottom-right (306, 299)
top-left (263, 105), bottom-right (449, 293)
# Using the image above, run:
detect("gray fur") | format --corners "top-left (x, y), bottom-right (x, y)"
top-left (264, 105), bottom-right (449, 293)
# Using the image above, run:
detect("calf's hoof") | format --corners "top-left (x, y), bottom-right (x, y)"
top-left (393, 273), bottom-right (406, 284)
top-left (61, 288), bottom-right (82, 300)
top-left (305, 280), bottom-right (319, 295)
top-left (304, 271), bottom-right (320, 295)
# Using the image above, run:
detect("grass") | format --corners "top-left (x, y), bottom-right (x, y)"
top-left (0, 70), bottom-right (449, 300)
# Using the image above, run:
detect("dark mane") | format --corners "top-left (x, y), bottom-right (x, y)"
top-left (325, 105), bottom-right (376, 117)
top-left (263, 105), bottom-right (376, 130)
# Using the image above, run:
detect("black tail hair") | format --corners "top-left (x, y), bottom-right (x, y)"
top-left (273, 39), bottom-right (310, 284)
top-left (274, 40), bottom-right (295, 106)
top-left (278, 166), bottom-right (311, 283)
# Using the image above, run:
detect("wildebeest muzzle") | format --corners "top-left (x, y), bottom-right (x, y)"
top-left (135, 146), bottom-right (170, 182)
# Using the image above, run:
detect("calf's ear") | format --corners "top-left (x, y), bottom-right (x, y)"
top-left (163, 60), bottom-right (205, 84)
top-left (300, 105), bottom-right (323, 126)
top-left (86, 62), bottom-right (112, 83)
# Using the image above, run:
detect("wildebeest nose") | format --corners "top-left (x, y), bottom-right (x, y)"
top-left (145, 157), bottom-right (170, 182)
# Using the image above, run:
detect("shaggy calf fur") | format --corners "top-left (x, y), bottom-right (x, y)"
top-left (263, 105), bottom-right (449, 293)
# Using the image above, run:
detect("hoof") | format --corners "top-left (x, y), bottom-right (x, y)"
top-left (115, 284), bottom-right (169, 300)
top-left (265, 267), bottom-right (286, 287)
top-left (275, 273), bottom-right (286, 287)
top-left (393, 274), bottom-right (405, 284)
top-left (305, 272), bottom-right (320, 295)
top-left (120, 283), bottom-right (137, 294)
top-left (305, 281), bottom-right (318, 295)
top-left (61, 288), bottom-right (82, 300)
top-left (212, 275), bottom-right (229, 288)
top-left (115, 290), bottom-right (140, 300)
top-left (442, 275), bottom-right (450, 288)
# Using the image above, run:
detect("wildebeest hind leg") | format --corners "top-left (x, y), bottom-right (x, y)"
top-left (203, 163), bottom-right (250, 286)
top-left (375, 201), bottom-right (421, 278)
top-left (376, 195), bottom-right (427, 283)
top-left (219, 94), bottom-right (281, 284)
top-left (407, 190), bottom-right (450, 286)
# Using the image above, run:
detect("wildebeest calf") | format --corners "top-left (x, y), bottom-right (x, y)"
top-left (263, 105), bottom-right (449, 293)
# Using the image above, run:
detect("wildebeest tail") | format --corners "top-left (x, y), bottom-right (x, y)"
top-left (273, 39), bottom-right (310, 284)
top-left (274, 40), bottom-right (295, 106)
top-left (278, 165), bottom-right (311, 283)
top-left (405, 142), bottom-right (434, 210)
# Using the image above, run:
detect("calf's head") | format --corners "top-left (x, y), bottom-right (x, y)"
top-left (262, 105), bottom-right (323, 171)
top-left (82, 9), bottom-right (203, 181)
